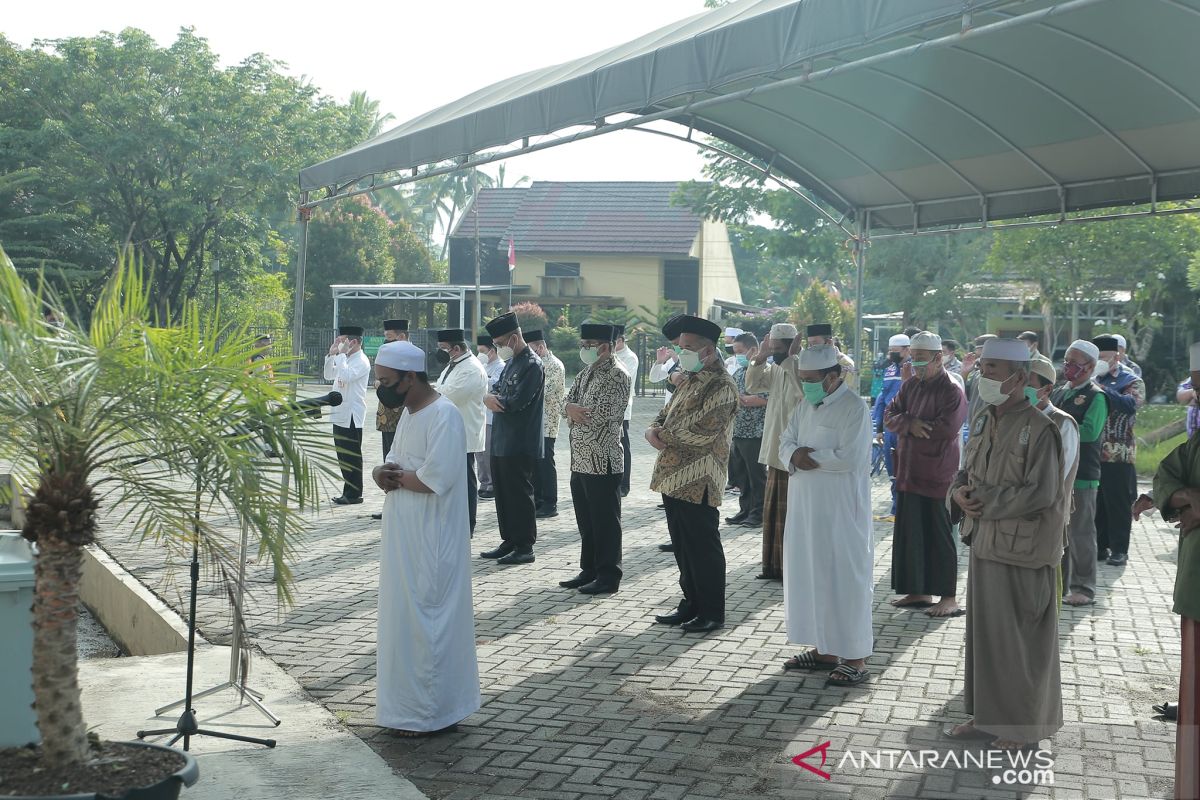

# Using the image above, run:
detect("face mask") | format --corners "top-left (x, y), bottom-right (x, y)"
top-left (978, 375), bottom-right (1014, 406)
top-left (496, 346), bottom-right (514, 361)
top-left (911, 360), bottom-right (930, 379)
top-left (678, 348), bottom-right (704, 373)
top-left (888, 352), bottom-right (903, 364)
top-left (1024, 387), bottom-right (1040, 407)
top-left (579, 347), bottom-right (599, 365)
top-left (671, 344), bottom-right (682, 354)
top-left (376, 380), bottom-right (407, 410)
top-left (337, 341), bottom-right (349, 354)
top-left (735, 354), bottom-right (749, 368)
top-left (1062, 361), bottom-right (1089, 383)
top-left (435, 348), bottom-right (452, 365)
top-left (771, 350), bottom-right (788, 364)
top-left (477, 353), bottom-right (488, 365)
top-left (1094, 359), bottom-right (1111, 377)
top-left (800, 379), bottom-right (828, 405)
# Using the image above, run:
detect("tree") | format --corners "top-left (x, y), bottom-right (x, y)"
top-left (0, 245), bottom-right (331, 769)
top-left (792, 280), bottom-right (854, 339)
top-left (300, 198), bottom-right (396, 329)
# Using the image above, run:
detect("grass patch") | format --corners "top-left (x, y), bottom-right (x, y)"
top-left (1139, 404), bottom-right (1187, 433)
top-left (1137, 432), bottom-right (1188, 477)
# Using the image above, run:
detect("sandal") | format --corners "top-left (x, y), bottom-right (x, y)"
top-left (783, 649), bottom-right (840, 671)
top-left (941, 721), bottom-right (992, 741)
top-left (891, 597), bottom-right (933, 608)
top-left (387, 723), bottom-right (459, 738)
top-left (825, 663), bottom-right (870, 686)
top-left (1153, 701), bottom-right (1178, 721)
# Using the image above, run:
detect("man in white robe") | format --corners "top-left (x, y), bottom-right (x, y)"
top-left (778, 345), bottom-right (875, 686)
top-left (371, 340), bottom-right (480, 736)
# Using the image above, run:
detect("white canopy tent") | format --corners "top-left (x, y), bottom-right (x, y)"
top-left (293, 0), bottom-right (1200, 362)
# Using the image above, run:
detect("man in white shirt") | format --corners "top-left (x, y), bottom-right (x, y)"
top-left (477, 334), bottom-right (506, 500)
top-left (435, 328), bottom-right (488, 533)
top-left (723, 327), bottom-right (744, 375)
top-left (613, 325), bottom-right (639, 497)
top-left (323, 325), bottom-right (372, 505)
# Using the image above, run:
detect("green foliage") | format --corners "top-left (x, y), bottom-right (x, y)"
top-left (721, 308), bottom-right (793, 338)
top-left (792, 281), bottom-right (854, 339)
top-left (222, 271), bottom-right (291, 330)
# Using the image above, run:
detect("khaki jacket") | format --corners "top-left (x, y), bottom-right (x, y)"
top-left (951, 402), bottom-right (1065, 569)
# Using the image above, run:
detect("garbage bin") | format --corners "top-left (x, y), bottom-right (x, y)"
top-left (0, 530), bottom-right (39, 748)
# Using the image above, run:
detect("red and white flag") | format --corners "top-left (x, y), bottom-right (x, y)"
top-left (507, 237), bottom-right (516, 272)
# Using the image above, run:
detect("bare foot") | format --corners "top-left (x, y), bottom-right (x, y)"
top-left (891, 594), bottom-right (934, 608)
top-left (926, 598), bottom-right (963, 617)
top-left (991, 738), bottom-right (1030, 750)
top-left (1064, 593), bottom-right (1094, 606)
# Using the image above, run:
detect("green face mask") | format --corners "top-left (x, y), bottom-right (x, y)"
top-left (800, 380), bottom-right (828, 405)
top-left (735, 354), bottom-right (750, 368)
top-left (1024, 387), bottom-right (1040, 406)
top-left (671, 344), bottom-right (683, 354)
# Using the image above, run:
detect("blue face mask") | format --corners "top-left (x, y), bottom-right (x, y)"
top-left (801, 380), bottom-right (829, 405)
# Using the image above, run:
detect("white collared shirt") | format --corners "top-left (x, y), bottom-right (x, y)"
top-left (323, 350), bottom-right (371, 428)
top-left (437, 352), bottom-right (489, 453)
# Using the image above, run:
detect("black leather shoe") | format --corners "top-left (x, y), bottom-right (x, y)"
top-left (740, 516), bottom-right (763, 528)
top-left (724, 511), bottom-right (748, 525)
top-left (535, 506), bottom-right (558, 518)
top-left (679, 617), bottom-right (724, 634)
top-left (480, 543), bottom-right (515, 559)
top-left (332, 496), bottom-right (363, 505)
top-left (1098, 547), bottom-right (1111, 561)
top-left (1107, 552), bottom-right (1129, 566)
top-left (657, 542), bottom-right (675, 553)
top-left (497, 548), bottom-right (535, 565)
top-left (478, 489), bottom-right (495, 500)
top-left (654, 609), bottom-right (693, 625)
top-left (371, 512), bottom-right (383, 520)
top-left (578, 580), bottom-right (618, 595)
top-left (558, 573), bottom-right (594, 589)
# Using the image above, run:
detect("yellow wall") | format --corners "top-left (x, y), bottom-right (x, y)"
top-left (511, 253), bottom-right (662, 310)
top-left (692, 220), bottom-right (742, 316)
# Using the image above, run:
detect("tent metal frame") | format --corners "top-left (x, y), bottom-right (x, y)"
top-left (329, 283), bottom-right (511, 332)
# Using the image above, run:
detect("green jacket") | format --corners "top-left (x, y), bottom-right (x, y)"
top-left (1154, 434), bottom-right (1200, 620)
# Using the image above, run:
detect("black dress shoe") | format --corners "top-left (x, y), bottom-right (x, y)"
top-left (679, 617), bottom-right (724, 634)
top-left (740, 516), bottom-right (763, 528)
top-left (478, 489), bottom-right (495, 500)
top-left (371, 512), bottom-right (383, 520)
top-left (578, 580), bottom-right (618, 595)
top-left (656, 503), bottom-right (667, 509)
top-left (480, 543), bottom-right (515, 559)
top-left (558, 573), bottom-right (595, 589)
top-left (657, 542), bottom-right (675, 553)
top-left (1107, 552), bottom-right (1129, 566)
top-left (497, 547), bottom-right (535, 565)
top-left (332, 496), bottom-right (363, 505)
top-left (653, 609), bottom-right (694, 625)
top-left (535, 506), bottom-right (558, 518)
top-left (1098, 547), bottom-right (1111, 561)
top-left (724, 511), bottom-right (748, 525)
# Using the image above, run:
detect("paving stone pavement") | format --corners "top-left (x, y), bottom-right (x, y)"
top-left (99, 395), bottom-right (1183, 799)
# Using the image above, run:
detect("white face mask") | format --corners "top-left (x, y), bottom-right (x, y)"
top-left (496, 346), bottom-right (514, 361)
top-left (1094, 359), bottom-right (1111, 377)
top-left (477, 353), bottom-right (488, 365)
top-left (579, 346), bottom-right (599, 365)
top-left (978, 374), bottom-right (1015, 406)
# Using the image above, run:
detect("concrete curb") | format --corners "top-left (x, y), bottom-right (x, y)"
top-left (80, 544), bottom-right (190, 656)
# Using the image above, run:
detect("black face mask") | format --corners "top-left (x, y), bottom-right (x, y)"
top-left (889, 352), bottom-right (903, 364)
top-left (376, 380), bottom-right (407, 410)
top-left (435, 348), bottom-right (452, 365)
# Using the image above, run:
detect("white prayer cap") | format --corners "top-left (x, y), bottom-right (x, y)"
top-left (1065, 339), bottom-right (1099, 363)
top-left (724, 327), bottom-right (743, 338)
top-left (909, 331), bottom-right (941, 351)
top-left (1114, 334), bottom-right (1127, 349)
top-left (375, 340), bottom-right (426, 372)
top-left (980, 337), bottom-right (1031, 362)
top-left (1190, 341), bottom-right (1200, 371)
top-left (888, 334), bottom-right (910, 347)
top-left (797, 345), bottom-right (839, 370)
top-left (770, 323), bottom-right (798, 339)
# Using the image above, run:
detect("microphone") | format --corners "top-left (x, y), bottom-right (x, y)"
top-left (288, 391), bottom-right (343, 418)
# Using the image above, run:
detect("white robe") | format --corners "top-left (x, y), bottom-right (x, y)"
top-left (377, 395), bottom-right (480, 731)
top-left (779, 381), bottom-right (875, 660)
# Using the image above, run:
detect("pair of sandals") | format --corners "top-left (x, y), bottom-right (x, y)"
top-left (783, 649), bottom-right (870, 686)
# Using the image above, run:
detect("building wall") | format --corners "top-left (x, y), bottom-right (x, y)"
top-left (511, 253), bottom-right (663, 311)
top-left (692, 220), bottom-right (743, 318)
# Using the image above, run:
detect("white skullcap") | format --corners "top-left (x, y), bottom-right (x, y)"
top-left (375, 340), bottom-right (426, 372)
top-left (1190, 341), bottom-right (1200, 371)
top-left (1029, 356), bottom-right (1057, 385)
top-left (797, 345), bottom-right (839, 370)
top-left (724, 327), bottom-right (743, 338)
top-left (888, 334), bottom-right (910, 347)
top-left (909, 331), bottom-right (941, 351)
top-left (770, 323), bottom-right (798, 339)
top-left (1114, 334), bottom-right (1127, 349)
top-left (980, 338), bottom-right (1032, 362)
top-left (1066, 339), bottom-right (1099, 363)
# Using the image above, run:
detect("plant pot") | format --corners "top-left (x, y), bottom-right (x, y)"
top-left (8, 741), bottom-right (199, 800)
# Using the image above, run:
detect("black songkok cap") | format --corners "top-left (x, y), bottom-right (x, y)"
top-left (438, 328), bottom-right (465, 343)
top-left (806, 323), bottom-right (832, 338)
top-left (581, 323), bottom-right (616, 342)
top-left (338, 325), bottom-right (364, 337)
top-left (675, 315), bottom-right (722, 343)
top-left (524, 329), bottom-right (544, 343)
top-left (383, 319), bottom-right (408, 332)
top-left (484, 312), bottom-right (519, 337)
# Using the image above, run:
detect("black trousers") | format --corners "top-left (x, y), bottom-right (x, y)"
top-left (534, 436), bottom-right (558, 509)
top-left (467, 453), bottom-right (478, 533)
top-left (571, 472), bottom-right (623, 585)
top-left (620, 420), bottom-right (632, 495)
top-left (332, 422), bottom-right (363, 500)
top-left (1097, 461), bottom-right (1137, 556)
top-left (892, 491), bottom-right (958, 596)
top-left (664, 491), bottom-right (726, 621)
top-left (492, 454), bottom-right (538, 547)
top-left (727, 449), bottom-right (744, 492)
top-left (381, 431), bottom-right (395, 461)
top-left (731, 437), bottom-right (765, 518)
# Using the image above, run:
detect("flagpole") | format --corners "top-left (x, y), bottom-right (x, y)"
top-left (507, 236), bottom-right (515, 311)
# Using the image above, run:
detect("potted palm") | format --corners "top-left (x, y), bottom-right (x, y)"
top-left (0, 246), bottom-right (332, 798)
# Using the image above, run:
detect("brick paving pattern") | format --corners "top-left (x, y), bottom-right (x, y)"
top-left (101, 396), bottom-right (1182, 799)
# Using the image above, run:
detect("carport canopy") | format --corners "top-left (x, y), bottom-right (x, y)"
top-left (299, 0), bottom-right (1200, 233)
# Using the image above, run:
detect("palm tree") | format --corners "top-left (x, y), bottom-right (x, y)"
top-left (0, 246), bottom-right (332, 768)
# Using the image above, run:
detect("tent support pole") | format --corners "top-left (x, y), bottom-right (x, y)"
top-left (854, 214), bottom-right (867, 378)
top-left (473, 169), bottom-right (482, 337)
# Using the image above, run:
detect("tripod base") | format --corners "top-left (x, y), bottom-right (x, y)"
top-left (137, 709), bottom-right (276, 750)
top-left (155, 680), bottom-right (281, 726)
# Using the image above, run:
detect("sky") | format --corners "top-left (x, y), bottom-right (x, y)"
top-left (3, 0), bottom-right (712, 185)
